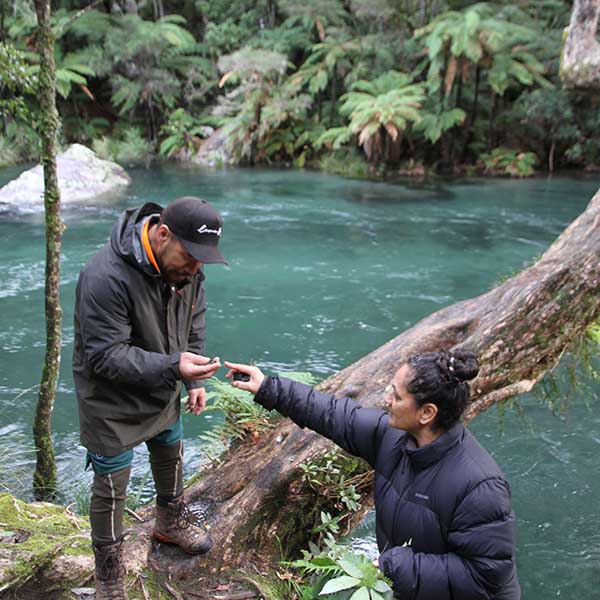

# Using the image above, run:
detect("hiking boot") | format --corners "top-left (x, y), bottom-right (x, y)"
top-left (153, 497), bottom-right (212, 554)
top-left (93, 540), bottom-right (128, 600)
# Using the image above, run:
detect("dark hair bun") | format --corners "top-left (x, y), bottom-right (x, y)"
top-left (435, 349), bottom-right (479, 384)
top-left (451, 349), bottom-right (479, 382)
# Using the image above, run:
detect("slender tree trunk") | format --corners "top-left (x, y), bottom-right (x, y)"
top-left (0, 3), bottom-right (6, 42)
top-left (471, 65), bottom-right (480, 127)
top-left (330, 73), bottom-right (337, 124)
top-left (488, 92), bottom-right (497, 151)
top-left (549, 139), bottom-right (556, 173)
top-left (461, 65), bottom-right (480, 162)
top-left (148, 98), bottom-right (157, 144)
top-left (32, 0), bottom-right (63, 501)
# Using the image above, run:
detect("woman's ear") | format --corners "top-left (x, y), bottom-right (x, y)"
top-left (419, 402), bottom-right (438, 427)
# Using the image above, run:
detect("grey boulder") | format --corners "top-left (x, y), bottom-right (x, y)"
top-left (0, 144), bottom-right (131, 212)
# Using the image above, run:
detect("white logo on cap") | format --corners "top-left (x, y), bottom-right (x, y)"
top-left (197, 224), bottom-right (222, 237)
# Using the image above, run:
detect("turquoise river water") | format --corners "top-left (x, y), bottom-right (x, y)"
top-left (0, 164), bottom-right (599, 598)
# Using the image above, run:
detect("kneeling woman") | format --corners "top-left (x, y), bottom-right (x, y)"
top-left (225, 350), bottom-right (520, 600)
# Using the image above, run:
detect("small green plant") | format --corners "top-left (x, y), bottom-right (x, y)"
top-left (286, 526), bottom-right (394, 600)
top-left (479, 147), bottom-right (538, 177)
top-left (199, 377), bottom-right (276, 449)
top-left (198, 371), bottom-right (320, 458)
top-left (318, 150), bottom-right (377, 180)
top-left (63, 116), bottom-right (110, 145)
top-left (159, 108), bottom-right (215, 159)
top-left (92, 126), bottom-right (153, 165)
top-left (0, 432), bottom-right (35, 497)
top-left (0, 120), bottom-right (40, 167)
top-left (300, 447), bottom-right (370, 515)
top-left (587, 320), bottom-right (600, 346)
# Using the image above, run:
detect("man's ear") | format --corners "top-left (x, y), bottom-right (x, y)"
top-left (419, 402), bottom-right (438, 427)
top-left (156, 224), bottom-right (171, 244)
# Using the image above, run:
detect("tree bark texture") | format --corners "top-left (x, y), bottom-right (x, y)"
top-left (561, 0), bottom-right (600, 88)
top-left (4, 188), bottom-right (598, 599)
top-left (32, 0), bottom-right (64, 501)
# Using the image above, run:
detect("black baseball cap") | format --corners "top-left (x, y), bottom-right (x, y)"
top-left (162, 196), bottom-right (227, 264)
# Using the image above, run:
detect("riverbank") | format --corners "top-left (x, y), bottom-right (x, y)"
top-left (3, 145), bottom-right (600, 194)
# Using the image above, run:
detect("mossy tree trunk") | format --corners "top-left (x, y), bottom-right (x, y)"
top-left (32, 0), bottom-right (64, 502)
top-left (561, 0), bottom-right (600, 88)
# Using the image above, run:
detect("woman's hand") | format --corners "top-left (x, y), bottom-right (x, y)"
top-left (224, 361), bottom-right (265, 394)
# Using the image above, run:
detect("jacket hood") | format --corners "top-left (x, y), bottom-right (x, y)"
top-left (110, 202), bottom-right (163, 276)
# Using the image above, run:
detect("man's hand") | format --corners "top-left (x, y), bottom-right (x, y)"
top-left (179, 352), bottom-right (221, 380)
top-left (186, 387), bottom-right (207, 416)
top-left (224, 361), bottom-right (265, 394)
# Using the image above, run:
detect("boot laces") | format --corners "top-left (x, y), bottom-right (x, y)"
top-left (98, 577), bottom-right (128, 600)
top-left (97, 542), bottom-right (124, 581)
top-left (176, 501), bottom-right (195, 530)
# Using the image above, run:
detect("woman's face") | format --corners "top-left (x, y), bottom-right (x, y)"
top-left (384, 364), bottom-right (421, 432)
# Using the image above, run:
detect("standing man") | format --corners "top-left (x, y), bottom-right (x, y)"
top-left (73, 196), bottom-right (226, 600)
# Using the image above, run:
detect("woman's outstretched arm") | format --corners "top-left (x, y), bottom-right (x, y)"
top-left (225, 362), bottom-right (390, 468)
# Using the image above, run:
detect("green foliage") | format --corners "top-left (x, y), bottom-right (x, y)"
top-left (279, 0), bottom-right (349, 36)
top-left (300, 447), bottom-right (370, 515)
top-left (331, 71), bottom-right (425, 162)
top-left (199, 377), bottom-right (276, 451)
top-left (294, 29), bottom-right (360, 98)
top-left (532, 333), bottom-right (600, 417)
top-left (63, 116), bottom-right (110, 145)
top-left (0, 41), bottom-right (37, 122)
top-left (587, 321), bottom-right (600, 346)
top-left (286, 530), bottom-right (394, 600)
top-left (318, 150), bottom-right (375, 180)
top-left (0, 428), bottom-right (34, 496)
top-left (199, 372), bottom-right (319, 458)
top-left (2, 0), bottom-right (596, 171)
top-left (216, 47), bottom-right (314, 163)
top-left (67, 11), bottom-right (214, 128)
top-left (27, 46), bottom-right (95, 99)
top-left (509, 87), bottom-right (580, 169)
top-left (0, 121), bottom-right (39, 166)
top-left (415, 3), bottom-right (550, 98)
top-left (479, 147), bottom-right (538, 177)
top-left (415, 107), bottom-right (466, 143)
top-left (92, 127), bottom-right (152, 165)
top-left (159, 108), bottom-right (214, 159)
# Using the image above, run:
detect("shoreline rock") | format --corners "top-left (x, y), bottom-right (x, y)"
top-left (0, 144), bottom-right (131, 212)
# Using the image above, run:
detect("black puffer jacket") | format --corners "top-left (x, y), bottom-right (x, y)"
top-left (255, 376), bottom-right (520, 600)
top-left (73, 203), bottom-right (206, 456)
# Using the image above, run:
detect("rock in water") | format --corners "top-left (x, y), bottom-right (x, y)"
top-left (193, 127), bottom-right (235, 167)
top-left (0, 144), bottom-right (131, 212)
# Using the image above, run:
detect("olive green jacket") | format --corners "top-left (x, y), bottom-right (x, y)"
top-left (73, 203), bottom-right (206, 455)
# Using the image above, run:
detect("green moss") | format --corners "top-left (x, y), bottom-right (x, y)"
top-left (132, 569), bottom-right (180, 599)
top-left (235, 571), bottom-right (290, 600)
top-left (0, 493), bottom-right (90, 588)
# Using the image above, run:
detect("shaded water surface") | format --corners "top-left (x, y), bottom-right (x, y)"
top-left (0, 165), bottom-right (598, 598)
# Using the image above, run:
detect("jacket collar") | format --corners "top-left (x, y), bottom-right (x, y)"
top-left (404, 423), bottom-right (464, 472)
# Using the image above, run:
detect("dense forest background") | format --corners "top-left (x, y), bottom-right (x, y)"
top-left (1, 0), bottom-right (599, 177)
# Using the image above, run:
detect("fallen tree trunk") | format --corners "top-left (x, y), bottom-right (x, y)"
top-left (158, 186), bottom-right (600, 580)
top-left (3, 189), bottom-right (599, 599)
top-left (561, 0), bottom-right (600, 88)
